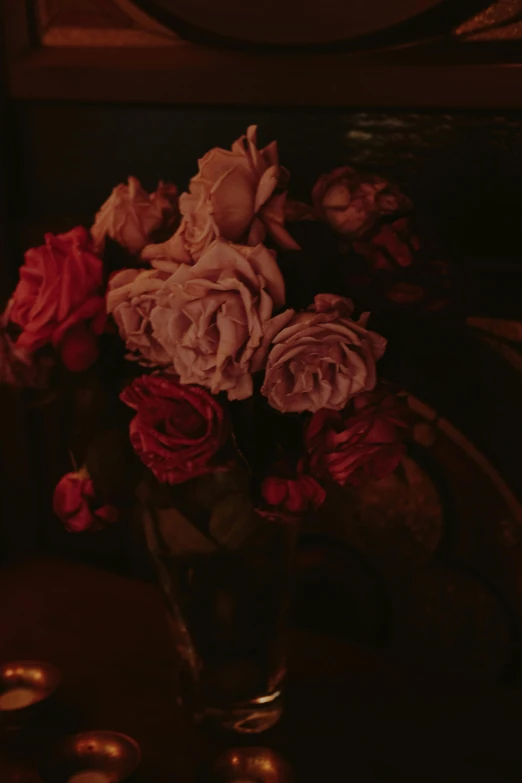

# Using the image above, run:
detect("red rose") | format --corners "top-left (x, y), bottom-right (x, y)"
top-left (9, 227), bottom-right (106, 371)
top-left (352, 218), bottom-right (421, 271)
top-left (260, 460), bottom-right (326, 518)
top-left (120, 375), bottom-right (229, 484)
top-left (53, 470), bottom-right (120, 532)
top-left (306, 390), bottom-right (408, 487)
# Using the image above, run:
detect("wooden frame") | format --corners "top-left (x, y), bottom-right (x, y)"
top-left (2, 1), bottom-right (522, 107)
top-left (128, 0), bottom-right (490, 51)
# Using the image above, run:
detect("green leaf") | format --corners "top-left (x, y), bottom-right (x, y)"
top-left (209, 493), bottom-right (262, 550)
top-left (183, 465), bottom-right (251, 512)
top-left (154, 507), bottom-right (216, 557)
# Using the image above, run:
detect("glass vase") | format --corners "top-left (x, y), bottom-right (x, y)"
top-left (141, 474), bottom-right (296, 734)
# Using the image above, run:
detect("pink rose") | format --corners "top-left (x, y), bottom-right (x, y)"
top-left (150, 240), bottom-right (294, 401)
top-left (106, 267), bottom-right (173, 367)
top-left (305, 390), bottom-right (408, 487)
top-left (120, 375), bottom-right (229, 484)
top-left (8, 227), bottom-right (106, 371)
top-left (91, 176), bottom-right (178, 256)
top-left (142, 125), bottom-right (299, 267)
top-left (53, 470), bottom-right (120, 532)
top-left (312, 167), bottom-right (411, 240)
top-left (261, 294), bottom-right (386, 414)
top-left (260, 462), bottom-right (326, 518)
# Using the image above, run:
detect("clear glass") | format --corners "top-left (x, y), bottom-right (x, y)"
top-left (142, 490), bottom-right (295, 734)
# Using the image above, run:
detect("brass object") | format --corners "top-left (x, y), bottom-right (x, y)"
top-left (212, 747), bottom-right (292, 782)
top-left (60, 731), bottom-right (141, 783)
top-left (457, 1), bottom-right (522, 40)
top-left (0, 660), bottom-right (61, 712)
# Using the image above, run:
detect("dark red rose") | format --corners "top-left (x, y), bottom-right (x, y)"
top-left (312, 167), bottom-right (411, 240)
top-left (120, 375), bottom-right (229, 484)
top-left (260, 460), bottom-right (326, 518)
top-left (306, 390), bottom-right (408, 487)
top-left (352, 218), bottom-right (420, 271)
top-left (8, 227), bottom-right (106, 370)
top-left (53, 470), bottom-right (120, 532)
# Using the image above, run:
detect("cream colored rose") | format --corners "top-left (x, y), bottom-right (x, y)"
top-left (92, 176), bottom-right (178, 256)
top-left (150, 240), bottom-right (294, 401)
top-left (106, 267), bottom-right (173, 367)
top-left (142, 126), bottom-right (299, 267)
top-left (261, 294), bottom-right (386, 414)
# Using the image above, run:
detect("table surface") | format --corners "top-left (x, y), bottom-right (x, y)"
top-left (1, 557), bottom-right (522, 783)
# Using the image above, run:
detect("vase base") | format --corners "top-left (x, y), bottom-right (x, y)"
top-left (195, 689), bottom-right (283, 734)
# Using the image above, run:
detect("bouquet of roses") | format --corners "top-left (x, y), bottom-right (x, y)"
top-left (0, 126), bottom-right (413, 546)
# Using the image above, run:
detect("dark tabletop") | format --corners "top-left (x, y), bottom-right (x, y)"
top-left (1, 556), bottom-right (522, 782)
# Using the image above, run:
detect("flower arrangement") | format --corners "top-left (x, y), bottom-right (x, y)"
top-left (1, 126), bottom-right (419, 542)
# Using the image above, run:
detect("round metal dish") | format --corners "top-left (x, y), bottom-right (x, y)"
top-left (57, 731), bottom-right (141, 783)
top-left (0, 660), bottom-right (61, 713)
top-left (212, 747), bottom-right (292, 782)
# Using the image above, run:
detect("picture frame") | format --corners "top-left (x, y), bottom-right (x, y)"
top-left (2, 0), bottom-right (522, 107)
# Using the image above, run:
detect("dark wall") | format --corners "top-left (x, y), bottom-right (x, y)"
top-left (9, 104), bottom-right (522, 264)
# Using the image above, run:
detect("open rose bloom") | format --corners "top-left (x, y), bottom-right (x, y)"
top-left (0, 125), bottom-right (413, 539)
top-left (106, 267), bottom-right (172, 366)
top-left (142, 125), bottom-right (299, 267)
top-left (149, 240), bottom-right (294, 400)
top-left (8, 227), bottom-right (106, 372)
top-left (261, 294), bottom-right (386, 414)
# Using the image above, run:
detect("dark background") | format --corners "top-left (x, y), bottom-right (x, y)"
top-left (6, 105), bottom-right (522, 268)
